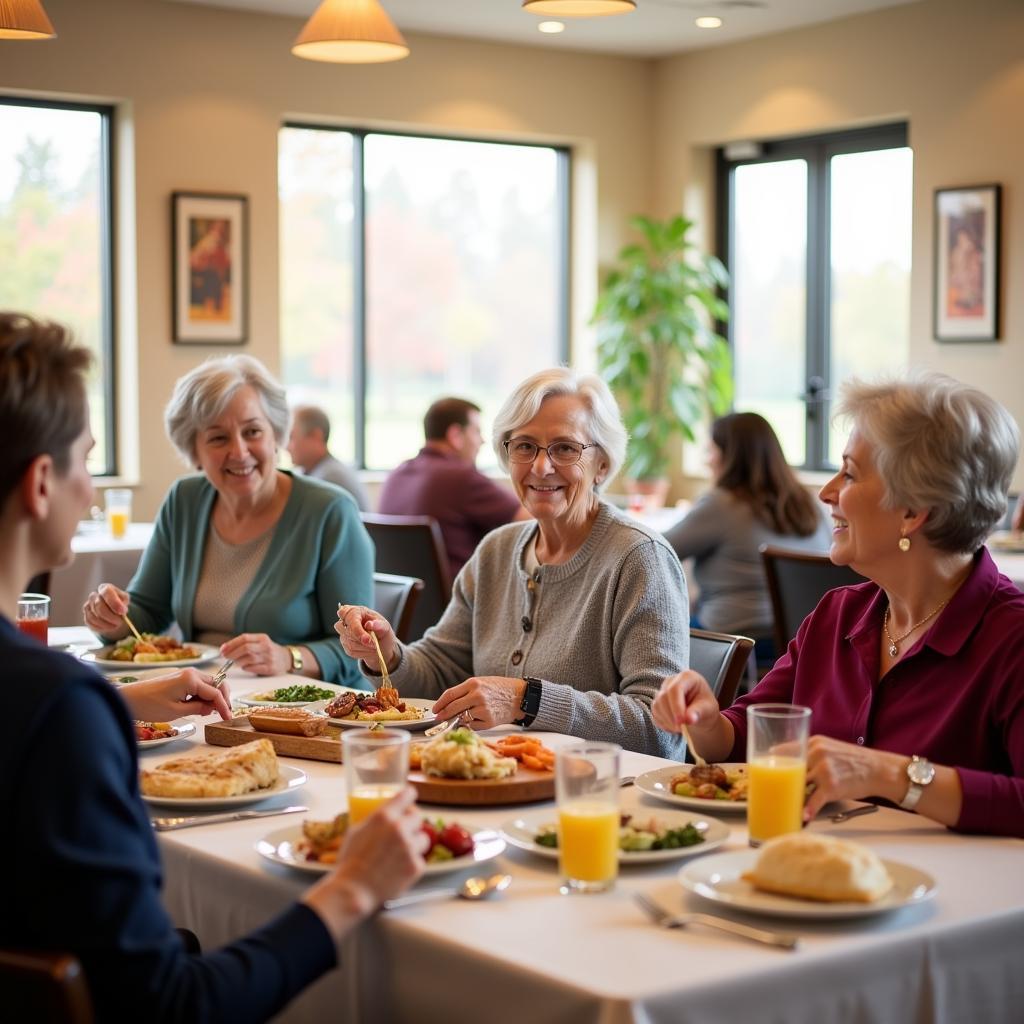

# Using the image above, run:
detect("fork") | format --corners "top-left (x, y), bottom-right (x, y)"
top-left (211, 659), bottom-right (234, 690)
top-left (368, 631), bottom-right (401, 707)
top-left (633, 892), bottom-right (799, 950)
top-left (423, 710), bottom-right (470, 738)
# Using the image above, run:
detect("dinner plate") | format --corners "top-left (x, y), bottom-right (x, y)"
top-left (678, 849), bottom-right (936, 920)
top-left (137, 721), bottom-right (196, 749)
top-left (325, 697), bottom-right (437, 732)
top-left (141, 764), bottom-right (307, 808)
top-left (236, 695), bottom-right (335, 708)
top-left (107, 668), bottom-right (181, 686)
top-left (500, 807), bottom-right (730, 865)
top-left (988, 530), bottom-right (1024, 553)
top-left (256, 824), bottom-right (506, 876)
top-left (84, 643), bottom-right (220, 670)
top-left (634, 763), bottom-right (749, 813)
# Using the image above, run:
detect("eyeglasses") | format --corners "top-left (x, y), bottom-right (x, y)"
top-left (503, 437), bottom-right (598, 467)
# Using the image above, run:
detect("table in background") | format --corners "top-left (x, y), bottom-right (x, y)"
top-left (991, 548), bottom-right (1024, 590)
top-left (151, 671), bottom-right (1024, 1024)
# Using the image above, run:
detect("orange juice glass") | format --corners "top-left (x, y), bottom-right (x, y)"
top-left (342, 728), bottom-right (410, 826)
top-left (348, 784), bottom-right (404, 825)
top-left (746, 704), bottom-right (811, 846)
top-left (555, 741), bottom-right (620, 894)
top-left (105, 489), bottom-right (132, 540)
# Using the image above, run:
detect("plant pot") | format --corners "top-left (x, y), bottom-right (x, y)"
top-left (624, 477), bottom-right (670, 512)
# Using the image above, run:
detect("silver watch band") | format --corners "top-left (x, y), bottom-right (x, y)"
top-left (899, 780), bottom-right (924, 811)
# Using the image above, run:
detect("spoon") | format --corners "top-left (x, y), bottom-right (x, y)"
top-left (383, 873), bottom-right (512, 910)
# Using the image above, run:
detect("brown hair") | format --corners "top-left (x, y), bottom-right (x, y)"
top-left (711, 412), bottom-right (821, 536)
top-left (292, 405), bottom-right (332, 443)
top-left (424, 397), bottom-right (480, 442)
top-left (0, 312), bottom-right (91, 506)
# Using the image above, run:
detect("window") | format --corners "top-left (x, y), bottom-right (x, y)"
top-left (280, 126), bottom-right (569, 470)
top-left (718, 125), bottom-right (912, 470)
top-left (0, 98), bottom-right (115, 475)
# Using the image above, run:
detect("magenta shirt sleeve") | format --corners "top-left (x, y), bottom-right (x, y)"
top-left (464, 471), bottom-right (523, 532)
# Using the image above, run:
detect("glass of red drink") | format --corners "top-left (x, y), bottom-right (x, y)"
top-left (16, 592), bottom-right (50, 643)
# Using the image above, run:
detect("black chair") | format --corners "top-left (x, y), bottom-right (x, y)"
top-left (361, 514), bottom-right (452, 642)
top-left (373, 572), bottom-right (424, 644)
top-left (760, 545), bottom-right (864, 657)
top-left (689, 628), bottom-right (755, 710)
top-left (0, 948), bottom-right (93, 1023)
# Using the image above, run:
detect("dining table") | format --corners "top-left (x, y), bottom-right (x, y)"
top-left (135, 664), bottom-right (1024, 1024)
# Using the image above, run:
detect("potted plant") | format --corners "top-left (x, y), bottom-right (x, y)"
top-left (593, 214), bottom-right (732, 504)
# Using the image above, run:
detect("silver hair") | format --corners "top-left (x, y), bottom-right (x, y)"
top-left (834, 372), bottom-right (1019, 554)
top-left (164, 355), bottom-right (290, 465)
top-left (492, 367), bottom-right (627, 492)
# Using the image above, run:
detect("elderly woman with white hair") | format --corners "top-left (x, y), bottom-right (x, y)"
top-left (84, 355), bottom-right (373, 685)
top-left (654, 373), bottom-right (1024, 837)
top-left (336, 367), bottom-right (689, 758)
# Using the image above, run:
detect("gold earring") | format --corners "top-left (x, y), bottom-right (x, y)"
top-left (898, 535), bottom-right (911, 553)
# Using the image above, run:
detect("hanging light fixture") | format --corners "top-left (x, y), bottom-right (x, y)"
top-left (292, 0), bottom-right (409, 63)
top-left (0, 0), bottom-right (56, 39)
top-left (522, 0), bottom-right (636, 16)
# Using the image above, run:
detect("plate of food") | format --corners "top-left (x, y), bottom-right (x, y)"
top-left (139, 738), bottom-right (307, 808)
top-left (136, 720), bottom-right (196, 748)
top-left (501, 807), bottom-right (729, 865)
top-left (322, 690), bottom-right (436, 730)
top-left (256, 817), bottom-right (506, 876)
top-left (988, 530), bottom-right (1024, 553)
top-left (635, 763), bottom-right (749, 812)
top-left (235, 684), bottom-right (342, 708)
top-left (678, 834), bottom-right (936, 920)
top-left (84, 635), bottom-right (219, 670)
top-left (108, 668), bottom-right (181, 686)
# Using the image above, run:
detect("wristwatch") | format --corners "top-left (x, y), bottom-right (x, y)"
top-left (899, 755), bottom-right (935, 811)
top-left (513, 677), bottom-right (543, 728)
top-left (286, 644), bottom-right (304, 674)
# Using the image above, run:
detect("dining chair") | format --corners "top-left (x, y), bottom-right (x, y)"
top-left (373, 572), bottom-right (424, 644)
top-left (760, 545), bottom-right (864, 656)
top-left (689, 628), bottom-right (755, 710)
top-left (0, 948), bottom-right (94, 1024)
top-left (361, 514), bottom-right (452, 643)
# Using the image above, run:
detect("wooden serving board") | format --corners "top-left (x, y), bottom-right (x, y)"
top-left (409, 768), bottom-right (554, 806)
top-left (205, 718), bottom-right (343, 763)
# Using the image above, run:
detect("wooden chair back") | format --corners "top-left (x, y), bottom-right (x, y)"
top-left (0, 948), bottom-right (93, 1024)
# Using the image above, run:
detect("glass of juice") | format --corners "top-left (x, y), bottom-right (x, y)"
top-left (342, 728), bottom-right (410, 826)
top-left (105, 488), bottom-right (132, 540)
top-left (16, 593), bottom-right (50, 644)
top-left (555, 741), bottom-right (621, 894)
top-left (746, 703), bottom-right (812, 846)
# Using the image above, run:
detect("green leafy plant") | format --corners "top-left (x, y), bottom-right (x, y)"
top-left (594, 214), bottom-right (733, 482)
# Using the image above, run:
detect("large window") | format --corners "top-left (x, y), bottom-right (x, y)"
top-left (718, 125), bottom-right (912, 469)
top-left (0, 98), bottom-right (115, 475)
top-left (280, 127), bottom-right (569, 470)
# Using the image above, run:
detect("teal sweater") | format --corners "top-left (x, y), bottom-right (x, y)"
top-left (123, 472), bottom-right (373, 685)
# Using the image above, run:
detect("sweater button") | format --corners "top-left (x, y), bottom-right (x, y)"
top-left (511, 650), bottom-right (523, 666)
top-left (521, 616), bottom-right (532, 633)
top-left (856, 736), bottom-right (865, 745)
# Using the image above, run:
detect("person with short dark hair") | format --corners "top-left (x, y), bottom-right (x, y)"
top-left (287, 404), bottom-right (369, 511)
top-left (378, 396), bottom-right (530, 578)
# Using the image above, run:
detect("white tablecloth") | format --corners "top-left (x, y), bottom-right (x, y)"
top-left (147, 668), bottom-right (1024, 1024)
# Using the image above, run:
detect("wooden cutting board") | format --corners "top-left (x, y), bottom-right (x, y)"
top-left (409, 768), bottom-right (554, 806)
top-left (205, 718), bottom-right (343, 763)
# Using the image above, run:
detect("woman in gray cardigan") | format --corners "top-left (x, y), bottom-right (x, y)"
top-left (337, 368), bottom-right (689, 760)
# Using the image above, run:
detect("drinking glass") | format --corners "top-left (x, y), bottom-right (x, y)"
top-left (746, 703), bottom-right (812, 846)
top-left (342, 728), bottom-right (410, 825)
top-left (105, 488), bottom-right (132, 540)
top-left (555, 741), bottom-right (621, 894)
top-left (16, 593), bottom-right (50, 644)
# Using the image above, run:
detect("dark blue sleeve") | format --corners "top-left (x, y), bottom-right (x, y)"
top-left (14, 681), bottom-right (337, 1023)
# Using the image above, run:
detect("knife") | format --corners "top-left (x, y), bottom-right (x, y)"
top-left (151, 804), bottom-right (308, 831)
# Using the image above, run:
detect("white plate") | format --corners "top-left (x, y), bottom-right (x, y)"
top-left (236, 694), bottom-right (337, 708)
top-left (256, 823), bottom-right (505, 876)
top-left (107, 668), bottom-right (181, 686)
top-left (678, 849), bottom-right (936, 920)
top-left (325, 697), bottom-right (437, 732)
top-left (84, 643), bottom-right (220, 670)
top-left (635, 763), bottom-right (749, 813)
top-left (141, 764), bottom-right (307, 808)
top-left (137, 721), bottom-right (196, 749)
top-left (501, 807), bottom-right (730, 865)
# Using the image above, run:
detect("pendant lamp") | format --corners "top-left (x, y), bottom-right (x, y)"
top-left (293, 0), bottom-right (409, 63)
top-left (522, 0), bottom-right (636, 16)
top-left (0, 0), bottom-right (56, 39)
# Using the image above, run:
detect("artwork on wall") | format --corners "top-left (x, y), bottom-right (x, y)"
top-left (172, 192), bottom-right (248, 344)
top-left (933, 184), bottom-right (1001, 342)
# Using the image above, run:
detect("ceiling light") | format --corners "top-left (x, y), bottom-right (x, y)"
top-left (293, 0), bottom-right (409, 64)
top-left (538, 21), bottom-right (565, 34)
top-left (522, 1), bottom-right (636, 17)
top-left (0, 0), bottom-right (56, 39)
top-left (695, 16), bottom-right (723, 29)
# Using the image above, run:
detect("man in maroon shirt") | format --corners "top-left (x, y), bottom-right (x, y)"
top-left (378, 397), bottom-right (530, 578)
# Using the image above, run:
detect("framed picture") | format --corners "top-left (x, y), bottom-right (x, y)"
top-left (933, 184), bottom-right (1001, 342)
top-left (172, 192), bottom-right (248, 344)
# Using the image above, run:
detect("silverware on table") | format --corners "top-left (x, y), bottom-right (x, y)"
top-left (828, 803), bottom-right (879, 824)
top-left (619, 776), bottom-right (636, 787)
top-left (210, 659), bottom-right (234, 690)
top-left (151, 804), bottom-right (308, 832)
top-left (633, 892), bottom-right (799, 951)
top-left (383, 873), bottom-right (512, 910)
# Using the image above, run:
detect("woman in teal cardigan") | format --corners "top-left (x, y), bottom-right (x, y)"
top-left (84, 356), bottom-right (373, 686)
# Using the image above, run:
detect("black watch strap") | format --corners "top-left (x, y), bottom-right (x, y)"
top-left (514, 676), bottom-right (543, 727)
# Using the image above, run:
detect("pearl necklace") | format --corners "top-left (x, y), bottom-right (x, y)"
top-left (883, 600), bottom-right (950, 659)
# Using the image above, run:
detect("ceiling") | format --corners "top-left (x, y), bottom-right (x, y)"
top-left (168, 0), bottom-right (919, 58)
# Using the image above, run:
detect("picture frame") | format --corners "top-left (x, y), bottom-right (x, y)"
top-left (933, 184), bottom-right (1001, 342)
top-left (172, 191), bottom-right (248, 344)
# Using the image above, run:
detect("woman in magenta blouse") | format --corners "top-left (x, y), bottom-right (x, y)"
top-left (654, 373), bottom-right (1024, 838)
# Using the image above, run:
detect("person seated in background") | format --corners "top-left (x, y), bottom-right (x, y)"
top-left (653, 373), bottom-right (1024, 838)
top-left (84, 355), bottom-right (373, 685)
top-left (662, 412), bottom-right (831, 667)
top-left (0, 312), bottom-right (425, 1022)
top-left (378, 396), bottom-right (531, 579)
top-left (287, 404), bottom-right (369, 511)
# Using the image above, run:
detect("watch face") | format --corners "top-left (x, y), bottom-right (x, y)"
top-left (908, 758), bottom-right (935, 785)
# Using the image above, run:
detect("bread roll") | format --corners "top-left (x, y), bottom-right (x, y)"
top-left (248, 707), bottom-right (328, 737)
top-left (743, 832), bottom-right (893, 903)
